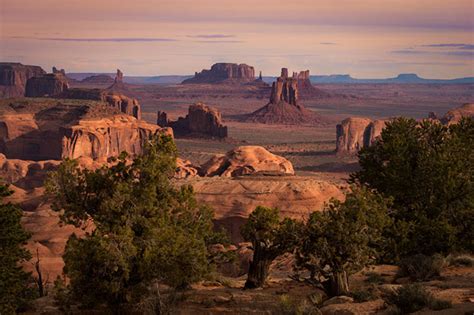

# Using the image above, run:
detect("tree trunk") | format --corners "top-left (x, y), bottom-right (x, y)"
top-left (329, 271), bottom-right (349, 296)
top-left (244, 245), bottom-right (272, 289)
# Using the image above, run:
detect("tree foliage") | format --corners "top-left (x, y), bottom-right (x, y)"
top-left (241, 206), bottom-right (301, 289)
top-left (47, 135), bottom-right (220, 309)
top-left (351, 117), bottom-right (474, 257)
top-left (296, 186), bottom-right (392, 296)
top-left (0, 184), bottom-right (36, 314)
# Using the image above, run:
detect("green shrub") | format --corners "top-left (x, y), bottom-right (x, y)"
top-left (385, 283), bottom-right (451, 314)
top-left (365, 272), bottom-right (385, 284)
top-left (397, 254), bottom-right (445, 281)
top-left (351, 288), bottom-right (377, 302)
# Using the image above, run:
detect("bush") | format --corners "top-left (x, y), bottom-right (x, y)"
top-left (278, 295), bottom-right (321, 315)
top-left (446, 254), bottom-right (474, 267)
top-left (397, 254), bottom-right (445, 281)
top-left (364, 272), bottom-right (385, 284)
top-left (351, 288), bottom-right (377, 302)
top-left (385, 283), bottom-right (451, 314)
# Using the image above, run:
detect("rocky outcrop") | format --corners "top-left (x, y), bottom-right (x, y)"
top-left (0, 63), bottom-right (46, 98)
top-left (57, 88), bottom-right (141, 119)
top-left (441, 103), bottom-right (474, 125)
top-left (0, 98), bottom-right (169, 161)
top-left (246, 68), bottom-right (321, 124)
top-left (25, 72), bottom-right (69, 97)
top-left (182, 176), bottom-right (344, 242)
top-left (158, 103), bottom-right (228, 138)
top-left (336, 117), bottom-right (387, 154)
top-left (182, 63), bottom-right (255, 84)
top-left (81, 74), bottom-right (114, 85)
top-left (199, 146), bottom-right (294, 177)
top-left (175, 158), bottom-right (199, 178)
top-left (114, 69), bottom-right (124, 83)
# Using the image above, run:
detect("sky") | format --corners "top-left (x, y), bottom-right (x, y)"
top-left (1, 0), bottom-right (473, 78)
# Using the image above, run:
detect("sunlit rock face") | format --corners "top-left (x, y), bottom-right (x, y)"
top-left (0, 98), bottom-right (169, 161)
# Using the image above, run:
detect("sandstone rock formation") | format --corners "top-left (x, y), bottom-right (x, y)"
top-left (175, 158), bottom-right (199, 178)
top-left (182, 63), bottom-right (256, 84)
top-left (25, 72), bottom-right (69, 97)
top-left (441, 103), bottom-right (474, 124)
top-left (57, 88), bottom-right (141, 119)
top-left (80, 74), bottom-right (115, 85)
top-left (182, 176), bottom-right (344, 241)
top-left (0, 98), bottom-right (169, 161)
top-left (114, 69), bottom-right (124, 83)
top-left (199, 146), bottom-right (294, 177)
top-left (336, 117), bottom-right (387, 154)
top-left (246, 68), bottom-right (321, 124)
top-left (0, 63), bottom-right (46, 98)
top-left (158, 103), bottom-right (228, 138)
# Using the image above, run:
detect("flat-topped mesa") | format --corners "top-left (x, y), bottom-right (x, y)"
top-left (25, 69), bottom-right (69, 97)
top-left (157, 103), bottom-right (228, 138)
top-left (0, 63), bottom-right (46, 98)
top-left (57, 88), bottom-right (141, 119)
top-left (0, 98), bottom-right (170, 161)
top-left (182, 63), bottom-right (256, 84)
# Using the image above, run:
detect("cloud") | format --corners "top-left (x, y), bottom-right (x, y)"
top-left (422, 43), bottom-right (474, 50)
top-left (10, 36), bottom-right (177, 42)
top-left (194, 40), bottom-right (244, 43)
top-left (320, 42), bottom-right (337, 45)
top-left (391, 50), bottom-right (429, 55)
top-left (186, 34), bottom-right (236, 39)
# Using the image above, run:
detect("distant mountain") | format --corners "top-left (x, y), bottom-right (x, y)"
top-left (67, 72), bottom-right (474, 85)
top-left (309, 73), bottom-right (474, 84)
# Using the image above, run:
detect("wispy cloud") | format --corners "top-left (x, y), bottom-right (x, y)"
top-left (320, 42), bottom-right (337, 45)
top-left (422, 43), bottom-right (474, 50)
top-left (194, 40), bottom-right (243, 43)
top-left (186, 34), bottom-right (236, 39)
top-left (10, 36), bottom-right (177, 42)
top-left (391, 49), bottom-right (429, 55)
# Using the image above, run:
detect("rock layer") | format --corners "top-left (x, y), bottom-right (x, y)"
top-left (199, 146), bottom-right (294, 177)
top-left (0, 63), bottom-right (46, 98)
top-left (441, 103), bottom-right (474, 124)
top-left (182, 63), bottom-right (255, 84)
top-left (0, 98), bottom-right (168, 161)
top-left (57, 88), bottom-right (141, 119)
top-left (158, 103), bottom-right (228, 138)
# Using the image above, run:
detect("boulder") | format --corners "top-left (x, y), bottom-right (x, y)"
top-left (0, 63), bottom-right (46, 98)
top-left (25, 73), bottom-right (69, 97)
top-left (199, 146), bottom-right (294, 177)
top-left (246, 68), bottom-right (321, 124)
top-left (158, 103), bottom-right (227, 138)
top-left (175, 158), bottom-right (199, 178)
top-left (182, 63), bottom-right (255, 84)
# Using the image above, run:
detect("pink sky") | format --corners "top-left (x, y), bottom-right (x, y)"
top-left (1, 0), bottom-right (473, 78)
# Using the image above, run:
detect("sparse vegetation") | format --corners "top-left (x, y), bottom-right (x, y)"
top-left (446, 254), bottom-right (474, 267)
top-left (0, 183), bottom-right (37, 314)
top-left (296, 186), bottom-right (392, 296)
top-left (351, 288), bottom-right (378, 303)
top-left (46, 135), bottom-right (224, 311)
top-left (385, 283), bottom-right (452, 314)
top-left (397, 254), bottom-right (445, 281)
top-left (278, 294), bottom-right (321, 315)
top-left (364, 272), bottom-right (385, 284)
